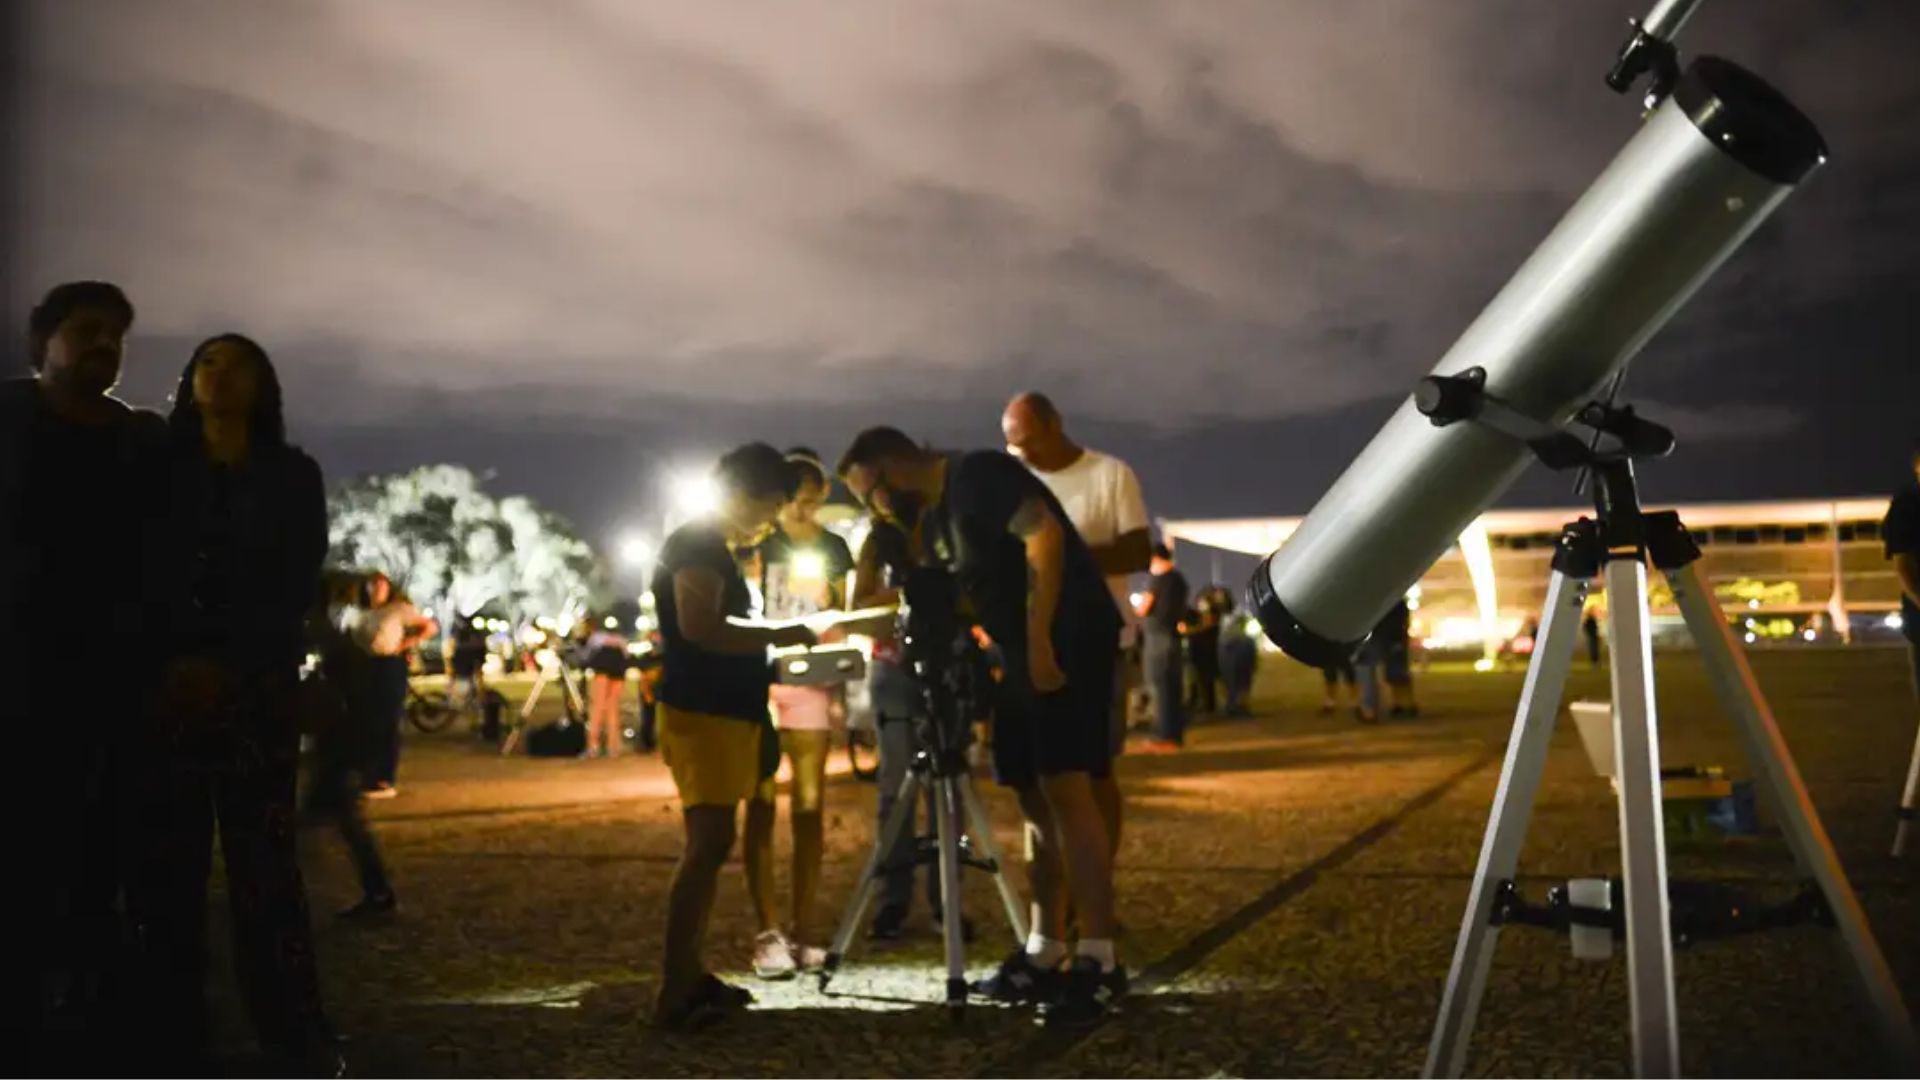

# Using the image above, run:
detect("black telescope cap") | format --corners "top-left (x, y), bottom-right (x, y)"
top-left (1676, 56), bottom-right (1827, 185)
top-left (1246, 556), bottom-right (1365, 670)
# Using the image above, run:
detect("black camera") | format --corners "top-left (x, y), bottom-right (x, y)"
top-left (898, 566), bottom-right (989, 757)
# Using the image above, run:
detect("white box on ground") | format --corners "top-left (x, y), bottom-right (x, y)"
top-left (1570, 700), bottom-right (1616, 780)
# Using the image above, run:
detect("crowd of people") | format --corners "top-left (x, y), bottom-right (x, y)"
top-left (0, 276), bottom-right (1323, 1066)
top-left (53, 272), bottom-right (1914, 1065)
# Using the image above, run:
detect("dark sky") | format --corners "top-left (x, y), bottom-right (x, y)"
top-left (7, 0), bottom-right (1918, 552)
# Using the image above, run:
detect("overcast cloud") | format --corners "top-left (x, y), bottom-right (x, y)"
top-left (9, 1), bottom-right (1918, 534)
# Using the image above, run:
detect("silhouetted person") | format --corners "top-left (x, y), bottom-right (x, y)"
top-left (1135, 543), bottom-right (1190, 750)
top-left (1216, 589), bottom-right (1258, 718)
top-left (1320, 658), bottom-right (1358, 715)
top-left (1356, 599), bottom-right (1418, 722)
top-left (305, 573), bottom-right (398, 923)
top-left (2, 282), bottom-right (165, 1069)
top-left (1186, 585), bottom-right (1226, 715)
top-left (135, 334), bottom-right (339, 1074)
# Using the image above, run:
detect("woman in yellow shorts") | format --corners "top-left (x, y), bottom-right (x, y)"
top-left (648, 444), bottom-right (814, 1031)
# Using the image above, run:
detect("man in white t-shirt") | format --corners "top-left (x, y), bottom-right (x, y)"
top-left (1002, 391), bottom-right (1151, 862)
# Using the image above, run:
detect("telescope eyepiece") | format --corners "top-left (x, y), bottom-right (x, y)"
top-left (1414, 368), bottom-right (1489, 426)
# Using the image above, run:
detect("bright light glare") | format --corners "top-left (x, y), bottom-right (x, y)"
top-left (1747, 598), bottom-right (1761, 609)
top-left (618, 533), bottom-right (655, 567)
top-left (1801, 629), bottom-right (1816, 641)
top-left (1886, 613), bottom-right (1905, 631)
top-left (1744, 632), bottom-right (1758, 644)
top-left (1472, 657), bottom-right (1496, 673)
top-left (669, 469), bottom-right (721, 518)
top-left (791, 550), bottom-right (828, 582)
top-left (471, 617), bottom-right (486, 630)
top-left (603, 616), bottom-right (618, 629)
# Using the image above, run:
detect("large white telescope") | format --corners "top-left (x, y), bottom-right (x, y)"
top-left (1249, 45), bottom-right (1826, 665)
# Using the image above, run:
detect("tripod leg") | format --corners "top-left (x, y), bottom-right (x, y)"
top-left (1425, 570), bottom-right (1587, 1079)
top-left (959, 770), bottom-right (1030, 943)
top-left (1604, 558), bottom-right (1681, 1078)
top-left (1668, 560), bottom-right (1920, 1066)
top-left (934, 775), bottom-right (968, 1012)
top-left (821, 768), bottom-right (924, 988)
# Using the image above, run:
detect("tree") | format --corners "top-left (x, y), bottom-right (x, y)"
top-left (327, 465), bottom-right (606, 623)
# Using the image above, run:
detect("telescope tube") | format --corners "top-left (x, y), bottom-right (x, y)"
top-left (1250, 57), bottom-right (1826, 666)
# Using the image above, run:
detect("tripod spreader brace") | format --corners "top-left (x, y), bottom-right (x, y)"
top-left (1491, 877), bottom-right (1836, 950)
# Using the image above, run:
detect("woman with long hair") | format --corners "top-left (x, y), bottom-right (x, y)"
top-left (137, 333), bottom-right (339, 1072)
top-left (741, 449), bottom-right (854, 977)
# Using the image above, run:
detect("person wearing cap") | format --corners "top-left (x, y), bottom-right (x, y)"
top-left (2, 281), bottom-right (167, 1066)
top-left (739, 448), bottom-right (855, 978)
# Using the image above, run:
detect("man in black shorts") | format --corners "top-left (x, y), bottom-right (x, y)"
top-left (838, 427), bottom-right (1125, 1026)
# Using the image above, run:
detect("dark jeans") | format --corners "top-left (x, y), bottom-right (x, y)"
top-left (15, 690), bottom-right (135, 1072)
top-left (132, 715), bottom-right (327, 1062)
top-left (305, 726), bottom-right (394, 904)
top-left (1221, 638), bottom-right (1257, 713)
top-left (363, 656), bottom-right (408, 786)
top-left (1144, 633), bottom-right (1187, 744)
top-left (1188, 630), bottom-right (1221, 713)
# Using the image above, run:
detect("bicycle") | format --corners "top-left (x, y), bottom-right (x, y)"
top-left (407, 677), bottom-right (485, 734)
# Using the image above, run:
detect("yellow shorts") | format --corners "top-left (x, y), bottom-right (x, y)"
top-left (752, 728), bottom-right (831, 811)
top-left (659, 704), bottom-right (765, 807)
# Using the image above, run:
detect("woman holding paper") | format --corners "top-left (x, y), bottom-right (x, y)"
top-left (741, 449), bottom-right (856, 978)
top-left (649, 443), bottom-right (815, 1031)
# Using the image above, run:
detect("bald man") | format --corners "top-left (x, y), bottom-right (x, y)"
top-left (1003, 392), bottom-right (1151, 861)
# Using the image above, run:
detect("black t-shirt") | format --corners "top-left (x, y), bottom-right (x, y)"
top-left (756, 525), bottom-right (856, 620)
top-left (2, 383), bottom-right (167, 689)
top-left (924, 451), bottom-right (1120, 664)
top-left (652, 522), bottom-right (770, 721)
top-left (1374, 599), bottom-right (1412, 645)
top-left (1884, 486), bottom-right (1920, 644)
top-left (1144, 568), bottom-right (1189, 639)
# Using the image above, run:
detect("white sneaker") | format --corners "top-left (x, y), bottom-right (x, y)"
top-left (753, 930), bottom-right (797, 979)
top-left (791, 941), bottom-right (827, 972)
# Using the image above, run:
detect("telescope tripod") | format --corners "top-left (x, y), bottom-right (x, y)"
top-left (1423, 458), bottom-right (1918, 1076)
top-left (818, 731), bottom-right (1028, 1019)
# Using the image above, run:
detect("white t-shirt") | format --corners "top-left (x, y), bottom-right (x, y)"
top-left (346, 600), bottom-right (425, 657)
top-left (1027, 448), bottom-right (1150, 644)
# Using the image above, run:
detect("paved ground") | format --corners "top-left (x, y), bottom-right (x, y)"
top-left (208, 647), bottom-right (1920, 1076)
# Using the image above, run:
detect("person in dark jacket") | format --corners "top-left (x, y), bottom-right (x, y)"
top-left (133, 334), bottom-right (340, 1074)
top-left (1, 282), bottom-right (167, 1069)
